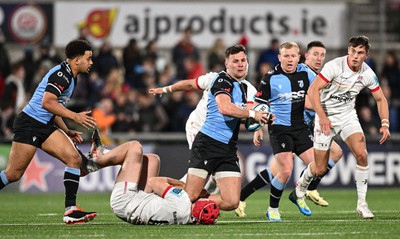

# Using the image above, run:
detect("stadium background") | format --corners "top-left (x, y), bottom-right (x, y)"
top-left (0, 0), bottom-right (399, 193)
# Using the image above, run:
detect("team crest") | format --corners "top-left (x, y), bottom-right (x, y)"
top-left (298, 80), bottom-right (304, 88)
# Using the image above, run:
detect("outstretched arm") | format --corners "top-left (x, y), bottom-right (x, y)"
top-left (148, 79), bottom-right (199, 95)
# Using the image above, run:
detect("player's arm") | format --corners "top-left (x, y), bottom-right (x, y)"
top-left (148, 79), bottom-right (198, 95)
top-left (370, 88), bottom-right (391, 144)
top-left (215, 94), bottom-right (268, 124)
top-left (308, 75), bottom-right (331, 135)
top-left (147, 177), bottom-right (186, 197)
top-left (42, 92), bottom-right (96, 130)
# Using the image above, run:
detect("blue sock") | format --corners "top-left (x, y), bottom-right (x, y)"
top-left (0, 170), bottom-right (9, 189)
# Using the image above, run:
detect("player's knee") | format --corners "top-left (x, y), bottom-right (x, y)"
top-left (222, 198), bottom-right (239, 210)
top-left (147, 154), bottom-right (160, 168)
top-left (65, 151), bottom-right (82, 168)
top-left (280, 168), bottom-right (292, 180)
top-left (355, 151), bottom-right (368, 164)
top-left (127, 140), bottom-right (143, 154)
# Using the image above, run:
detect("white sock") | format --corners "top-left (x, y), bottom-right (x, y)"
top-left (355, 165), bottom-right (369, 205)
top-left (296, 164), bottom-right (314, 197)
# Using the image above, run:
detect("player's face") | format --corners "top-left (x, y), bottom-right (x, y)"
top-left (278, 47), bottom-right (300, 74)
top-left (347, 45), bottom-right (368, 71)
top-left (225, 51), bottom-right (248, 80)
top-left (305, 47), bottom-right (326, 73)
top-left (78, 50), bottom-right (93, 73)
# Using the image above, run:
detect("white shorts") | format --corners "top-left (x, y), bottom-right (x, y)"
top-left (185, 119), bottom-right (201, 150)
top-left (110, 182), bottom-right (138, 219)
top-left (314, 112), bottom-right (363, 151)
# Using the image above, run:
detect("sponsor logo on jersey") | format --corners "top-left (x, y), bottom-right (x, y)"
top-left (329, 91), bottom-right (354, 103)
top-left (298, 80), bottom-right (304, 88)
top-left (277, 90), bottom-right (305, 102)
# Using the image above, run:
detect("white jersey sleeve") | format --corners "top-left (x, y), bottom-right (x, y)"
top-left (243, 79), bottom-right (257, 103)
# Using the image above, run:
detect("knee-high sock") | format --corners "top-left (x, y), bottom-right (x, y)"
top-left (240, 168), bottom-right (273, 201)
top-left (308, 159), bottom-right (336, 190)
top-left (296, 163), bottom-right (313, 198)
top-left (0, 170), bottom-right (9, 190)
top-left (270, 178), bottom-right (285, 208)
top-left (355, 165), bottom-right (369, 204)
top-left (64, 167), bottom-right (81, 209)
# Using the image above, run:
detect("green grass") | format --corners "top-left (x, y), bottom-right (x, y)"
top-left (1, 189), bottom-right (400, 239)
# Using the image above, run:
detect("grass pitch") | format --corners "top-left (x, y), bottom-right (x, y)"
top-left (0, 188), bottom-right (399, 239)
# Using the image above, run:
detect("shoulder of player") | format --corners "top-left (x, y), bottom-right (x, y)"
top-left (48, 64), bottom-right (73, 84)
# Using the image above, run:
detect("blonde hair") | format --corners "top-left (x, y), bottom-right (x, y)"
top-left (279, 41), bottom-right (299, 54)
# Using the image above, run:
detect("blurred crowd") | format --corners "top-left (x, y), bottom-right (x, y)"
top-left (1, 28), bottom-right (399, 144)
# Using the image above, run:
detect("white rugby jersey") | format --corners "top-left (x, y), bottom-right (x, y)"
top-left (186, 72), bottom-right (257, 138)
top-left (318, 56), bottom-right (380, 117)
top-left (125, 187), bottom-right (192, 225)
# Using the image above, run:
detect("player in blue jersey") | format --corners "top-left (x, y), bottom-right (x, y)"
top-left (0, 39), bottom-right (98, 224)
top-left (235, 41), bottom-right (341, 217)
top-left (183, 44), bottom-right (270, 211)
top-left (245, 41), bottom-right (316, 222)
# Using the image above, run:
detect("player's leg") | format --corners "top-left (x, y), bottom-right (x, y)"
top-left (235, 164), bottom-right (274, 217)
top-left (210, 173), bottom-right (241, 211)
top-left (343, 131), bottom-right (373, 219)
top-left (0, 142), bottom-right (36, 189)
top-left (265, 152), bottom-right (293, 222)
top-left (139, 153), bottom-right (161, 193)
top-left (42, 129), bottom-right (96, 224)
top-left (306, 141), bottom-right (342, 206)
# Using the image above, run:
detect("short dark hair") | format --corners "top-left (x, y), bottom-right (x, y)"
top-left (65, 39), bottom-right (92, 59)
top-left (307, 41), bottom-right (325, 51)
top-left (348, 36), bottom-right (370, 52)
top-left (225, 44), bottom-right (247, 58)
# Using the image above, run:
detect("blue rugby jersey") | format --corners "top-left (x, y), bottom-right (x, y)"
top-left (255, 63), bottom-right (316, 127)
top-left (23, 61), bottom-right (76, 124)
top-left (200, 71), bottom-right (247, 145)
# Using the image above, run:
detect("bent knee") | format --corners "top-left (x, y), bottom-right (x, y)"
top-left (128, 140), bottom-right (142, 150)
top-left (223, 199), bottom-right (239, 210)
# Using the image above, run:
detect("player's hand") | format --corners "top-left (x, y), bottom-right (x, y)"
top-left (253, 130), bottom-right (263, 147)
top-left (67, 130), bottom-right (83, 144)
top-left (254, 111), bottom-right (270, 125)
top-left (319, 116), bottom-right (332, 136)
top-left (379, 126), bottom-right (390, 144)
top-left (74, 111), bottom-right (97, 129)
top-left (148, 88), bottom-right (163, 95)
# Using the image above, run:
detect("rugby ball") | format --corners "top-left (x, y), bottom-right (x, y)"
top-left (245, 103), bottom-right (270, 132)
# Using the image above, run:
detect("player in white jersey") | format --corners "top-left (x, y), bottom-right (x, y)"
top-left (294, 36), bottom-right (391, 219)
top-left (80, 133), bottom-right (219, 225)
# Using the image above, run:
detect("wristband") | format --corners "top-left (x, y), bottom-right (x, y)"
top-left (381, 119), bottom-right (389, 123)
top-left (249, 110), bottom-right (255, 118)
top-left (168, 85), bottom-right (173, 93)
top-left (162, 87), bottom-right (168, 93)
top-left (382, 123), bottom-right (390, 128)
